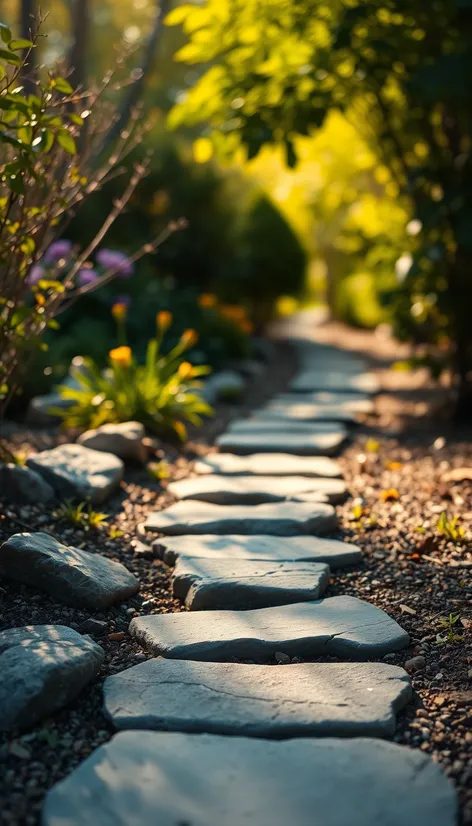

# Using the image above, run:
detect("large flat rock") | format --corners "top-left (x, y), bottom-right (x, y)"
top-left (260, 398), bottom-right (373, 423)
top-left (167, 475), bottom-right (347, 505)
top-left (0, 625), bottom-right (104, 731)
top-left (142, 501), bottom-right (337, 536)
top-left (194, 453), bottom-right (343, 478)
top-left (226, 419), bottom-right (348, 434)
top-left (103, 659), bottom-right (411, 738)
top-left (216, 429), bottom-right (346, 456)
top-left (130, 595), bottom-right (409, 661)
top-left (27, 444), bottom-right (124, 504)
top-left (290, 370), bottom-right (379, 395)
top-left (42, 731), bottom-right (456, 826)
top-left (1, 532), bottom-right (139, 609)
top-left (173, 558), bottom-right (330, 610)
top-left (153, 534), bottom-right (362, 569)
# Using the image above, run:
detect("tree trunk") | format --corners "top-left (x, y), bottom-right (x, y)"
top-left (100, 0), bottom-right (171, 155)
top-left (20, 0), bottom-right (36, 92)
top-left (68, 0), bottom-right (89, 89)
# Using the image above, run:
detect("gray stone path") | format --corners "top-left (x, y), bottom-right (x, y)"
top-left (153, 534), bottom-right (362, 568)
top-left (130, 595), bottom-right (409, 661)
top-left (172, 557), bottom-right (330, 609)
top-left (195, 452), bottom-right (343, 477)
top-left (43, 731), bottom-right (456, 826)
top-left (168, 474), bottom-right (347, 505)
top-left (41, 326), bottom-right (457, 824)
top-left (143, 500), bottom-right (337, 535)
top-left (103, 659), bottom-right (411, 738)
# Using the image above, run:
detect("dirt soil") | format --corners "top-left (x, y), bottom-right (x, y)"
top-left (0, 323), bottom-right (471, 826)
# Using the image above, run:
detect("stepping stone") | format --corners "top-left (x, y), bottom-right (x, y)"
top-left (172, 558), bottom-right (330, 609)
top-left (260, 398), bottom-right (373, 423)
top-left (43, 731), bottom-right (456, 826)
top-left (290, 370), bottom-right (379, 395)
top-left (77, 421), bottom-right (146, 463)
top-left (226, 419), bottom-right (348, 434)
top-left (142, 501), bottom-right (337, 537)
top-left (103, 659), bottom-right (411, 738)
top-left (130, 595), bottom-right (409, 661)
top-left (0, 625), bottom-right (104, 731)
top-left (1, 532), bottom-right (139, 609)
top-left (153, 534), bottom-right (361, 569)
top-left (216, 429), bottom-right (346, 456)
top-left (168, 475), bottom-right (347, 505)
top-left (195, 453), bottom-right (343, 478)
top-left (27, 444), bottom-right (124, 504)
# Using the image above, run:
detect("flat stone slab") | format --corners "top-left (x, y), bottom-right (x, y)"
top-left (173, 558), bottom-right (330, 609)
top-left (290, 370), bottom-right (379, 395)
top-left (153, 534), bottom-right (361, 569)
top-left (226, 419), bottom-right (348, 434)
top-left (27, 444), bottom-right (124, 504)
top-left (0, 625), bottom-right (104, 731)
top-left (167, 475), bottom-right (347, 505)
top-left (130, 595), bottom-right (409, 661)
top-left (260, 398), bottom-right (373, 423)
top-left (216, 430), bottom-right (346, 456)
top-left (1, 532), bottom-right (139, 609)
top-left (143, 501), bottom-right (337, 536)
top-left (194, 453), bottom-right (343, 477)
top-left (43, 731), bottom-right (456, 826)
top-left (103, 659), bottom-right (411, 738)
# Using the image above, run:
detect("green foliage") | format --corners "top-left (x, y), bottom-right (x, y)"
top-left (436, 512), bottom-right (468, 545)
top-left (54, 501), bottom-right (110, 530)
top-left (147, 460), bottom-right (170, 481)
top-left (52, 316), bottom-right (213, 441)
top-left (436, 612), bottom-right (464, 645)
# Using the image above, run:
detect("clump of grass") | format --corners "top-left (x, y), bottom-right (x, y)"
top-left (436, 613), bottom-right (463, 644)
top-left (54, 501), bottom-right (109, 530)
top-left (436, 512), bottom-right (468, 545)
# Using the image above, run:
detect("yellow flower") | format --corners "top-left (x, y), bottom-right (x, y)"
top-left (198, 293), bottom-right (217, 309)
top-left (111, 302), bottom-right (127, 322)
top-left (178, 361), bottom-right (193, 379)
top-left (180, 328), bottom-right (198, 348)
top-left (157, 310), bottom-right (173, 333)
top-left (109, 346), bottom-right (132, 367)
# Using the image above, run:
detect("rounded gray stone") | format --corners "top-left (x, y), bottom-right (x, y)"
top-left (77, 421), bottom-right (146, 463)
top-left (216, 429), bottom-right (346, 456)
top-left (172, 558), bottom-right (330, 609)
top-left (142, 501), bottom-right (337, 536)
top-left (130, 595), bottom-right (409, 661)
top-left (103, 659), bottom-right (412, 738)
top-left (27, 444), bottom-right (124, 504)
top-left (0, 625), bottom-right (104, 731)
top-left (42, 731), bottom-right (457, 826)
top-left (152, 534), bottom-right (361, 569)
top-left (0, 532), bottom-right (139, 609)
top-left (167, 475), bottom-right (347, 505)
top-left (0, 463), bottom-right (55, 505)
top-left (194, 453), bottom-right (343, 478)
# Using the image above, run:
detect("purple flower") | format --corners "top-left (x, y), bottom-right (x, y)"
top-left (96, 248), bottom-right (134, 278)
top-left (26, 264), bottom-right (45, 285)
top-left (43, 240), bottom-right (73, 264)
top-left (78, 268), bottom-right (99, 287)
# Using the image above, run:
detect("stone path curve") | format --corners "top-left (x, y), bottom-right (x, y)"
top-left (42, 317), bottom-right (457, 826)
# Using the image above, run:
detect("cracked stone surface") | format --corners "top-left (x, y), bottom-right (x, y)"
top-left (0, 625), bottom-right (104, 731)
top-left (153, 534), bottom-right (362, 569)
top-left (172, 558), bottom-right (330, 610)
top-left (130, 595), bottom-right (409, 661)
top-left (216, 429), bottom-right (346, 456)
top-left (142, 501), bottom-right (337, 536)
top-left (1, 532), bottom-right (139, 609)
top-left (289, 370), bottom-right (379, 395)
top-left (43, 730), bottom-right (456, 826)
top-left (194, 453), bottom-right (343, 478)
top-left (167, 474), bottom-right (347, 506)
top-left (27, 444), bottom-right (124, 504)
top-left (103, 659), bottom-right (411, 738)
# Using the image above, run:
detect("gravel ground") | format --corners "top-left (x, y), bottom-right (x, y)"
top-left (0, 332), bottom-right (471, 825)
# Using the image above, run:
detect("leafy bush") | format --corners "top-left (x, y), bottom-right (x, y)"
top-left (53, 312), bottom-right (213, 440)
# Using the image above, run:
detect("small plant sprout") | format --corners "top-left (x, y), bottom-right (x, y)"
top-left (54, 501), bottom-right (109, 530)
top-left (436, 613), bottom-right (464, 644)
top-left (436, 512), bottom-right (468, 545)
top-left (108, 526), bottom-right (125, 539)
top-left (147, 460), bottom-right (170, 481)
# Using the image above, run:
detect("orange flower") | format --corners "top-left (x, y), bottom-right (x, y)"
top-left (219, 304), bottom-right (247, 322)
top-left (380, 488), bottom-right (400, 502)
top-left (109, 345), bottom-right (132, 367)
top-left (239, 319), bottom-right (254, 334)
top-left (180, 328), bottom-right (198, 348)
top-left (111, 302), bottom-right (127, 322)
top-left (198, 293), bottom-right (218, 309)
top-left (178, 361), bottom-right (193, 379)
top-left (157, 310), bottom-right (173, 333)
